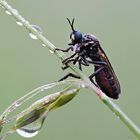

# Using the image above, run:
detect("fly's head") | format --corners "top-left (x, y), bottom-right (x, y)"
top-left (67, 18), bottom-right (83, 45)
top-left (67, 18), bottom-right (84, 52)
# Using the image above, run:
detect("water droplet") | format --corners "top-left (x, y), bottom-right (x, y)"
top-left (25, 21), bottom-right (29, 24)
top-left (40, 88), bottom-right (44, 92)
top-left (117, 115), bottom-right (120, 119)
top-left (16, 21), bottom-right (23, 26)
top-left (32, 24), bottom-right (43, 34)
top-left (12, 9), bottom-right (18, 15)
top-left (0, 136), bottom-right (4, 140)
top-left (15, 102), bottom-right (20, 107)
top-left (16, 116), bottom-right (45, 138)
top-left (42, 44), bottom-right (46, 47)
top-left (5, 10), bottom-right (12, 15)
top-left (16, 128), bottom-right (39, 138)
top-left (81, 84), bottom-right (86, 88)
top-left (0, 4), bottom-right (4, 9)
top-left (49, 50), bottom-right (54, 54)
top-left (29, 33), bottom-right (38, 40)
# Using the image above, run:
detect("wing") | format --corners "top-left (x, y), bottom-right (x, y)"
top-left (95, 45), bottom-right (121, 99)
top-left (97, 45), bottom-right (117, 78)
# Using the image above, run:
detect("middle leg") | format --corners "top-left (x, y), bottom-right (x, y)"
top-left (58, 73), bottom-right (80, 81)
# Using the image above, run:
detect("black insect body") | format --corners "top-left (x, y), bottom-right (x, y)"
top-left (56, 18), bottom-right (121, 99)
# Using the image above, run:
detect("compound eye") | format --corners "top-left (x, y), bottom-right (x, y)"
top-left (75, 31), bottom-right (82, 42)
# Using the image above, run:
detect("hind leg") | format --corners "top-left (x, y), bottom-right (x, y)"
top-left (58, 73), bottom-right (80, 81)
top-left (89, 67), bottom-right (105, 86)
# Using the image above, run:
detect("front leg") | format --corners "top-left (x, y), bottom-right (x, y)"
top-left (62, 52), bottom-right (77, 64)
top-left (63, 57), bottom-right (86, 71)
top-left (63, 56), bottom-right (90, 71)
top-left (61, 55), bottom-right (80, 70)
top-left (55, 47), bottom-right (73, 52)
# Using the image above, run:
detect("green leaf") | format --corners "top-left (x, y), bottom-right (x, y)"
top-left (15, 92), bottom-right (60, 129)
top-left (50, 88), bottom-right (79, 110)
top-left (14, 87), bottom-right (79, 138)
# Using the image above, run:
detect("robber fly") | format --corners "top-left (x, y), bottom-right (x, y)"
top-left (55, 18), bottom-right (121, 99)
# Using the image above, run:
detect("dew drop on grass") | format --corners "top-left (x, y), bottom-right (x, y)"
top-left (29, 24), bottom-right (43, 40)
top-left (12, 9), bottom-right (18, 15)
top-left (49, 49), bottom-right (54, 54)
top-left (29, 33), bottom-right (38, 40)
top-left (16, 116), bottom-right (45, 138)
top-left (40, 88), bottom-right (44, 92)
top-left (81, 84), bottom-right (86, 88)
top-left (16, 21), bottom-right (23, 26)
top-left (42, 44), bottom-right (46, 47)
top-left (117, 115), bottom-right (120, 119)
top-left (5, 10), bottom-right (12, 15)
top-left (16, 128), bottom-right (39, 138)
top-left (0, 4), bottom-right (4, 9)
top-left (32, 24), bottom-right (43, 34)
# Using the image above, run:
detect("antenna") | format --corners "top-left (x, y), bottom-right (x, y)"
top-left (67, 18), bottom-right (75, 32)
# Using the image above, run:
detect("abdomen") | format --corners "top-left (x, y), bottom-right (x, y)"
top-left (95, 66), bottom-right (121, 99)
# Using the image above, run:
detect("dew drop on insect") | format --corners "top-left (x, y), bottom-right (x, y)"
top-left (49, 50), bottom-right (54, 54)
top-left (16, 116), bottom-right (45, 138)
top-left (16, 21), bottom-right (23, 26)
top-left (29, 32), bottom-right (38, 40)
top-left (5, 10), bottom-right (12, 15)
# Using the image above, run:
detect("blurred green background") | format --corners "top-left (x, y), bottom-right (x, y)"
top-left (0, 0), bottom-right (140, 139)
